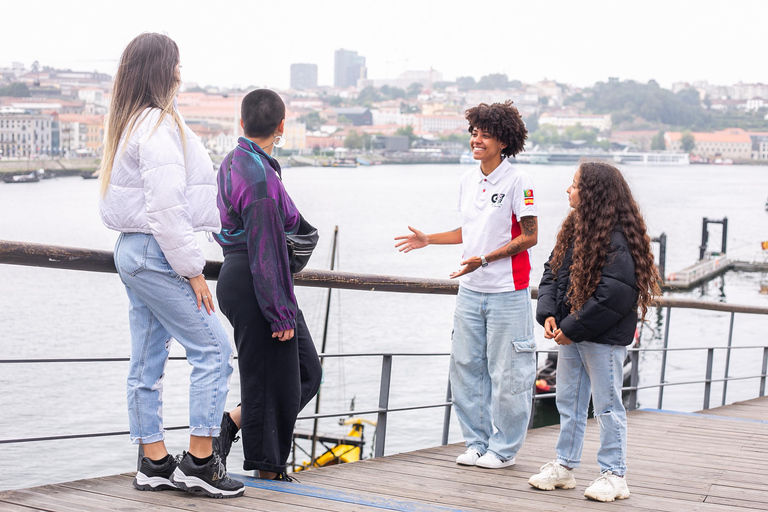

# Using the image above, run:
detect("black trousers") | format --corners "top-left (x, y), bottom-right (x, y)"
top-left (218, 251), bottom-right (322, 472)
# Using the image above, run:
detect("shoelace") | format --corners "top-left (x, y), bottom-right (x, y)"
top-left (588, 471), bottom-right (616, 487)
top-left (539, 461), bottom-right (558, 474)
top-left (273, 472), bottom-right (298, 482)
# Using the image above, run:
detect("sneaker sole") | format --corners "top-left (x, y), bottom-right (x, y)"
top-left (133, 473), bottom-right (177, 492)
top-left (171, 469), bottom-right (245, 499)
top-left (476, 459), bottom-right (516, 469)
top-left (584, 490), bottom-right (630, 502)
top-left (528, 478), bottom-right (577, 491)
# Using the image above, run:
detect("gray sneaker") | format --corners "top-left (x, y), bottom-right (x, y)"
top-left (171, 451), bottom-right (244, 499)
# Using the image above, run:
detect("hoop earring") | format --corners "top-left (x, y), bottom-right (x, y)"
top-left (273, 135), bottom-right (286, 148)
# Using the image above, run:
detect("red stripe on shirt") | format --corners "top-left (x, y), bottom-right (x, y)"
top-left (510, 216), bottom-right (531, 290)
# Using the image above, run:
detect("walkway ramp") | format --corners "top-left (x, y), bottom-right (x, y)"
top-left (2, 397), bottom-right (766, 511)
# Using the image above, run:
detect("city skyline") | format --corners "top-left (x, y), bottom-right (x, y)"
top-left (0, 0), bottom-right (764, 91)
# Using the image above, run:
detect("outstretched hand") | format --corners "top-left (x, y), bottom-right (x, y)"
top-left (449, 256), bottom-right (481, 279)
top-left (394, 226), bottom-right (429, 253)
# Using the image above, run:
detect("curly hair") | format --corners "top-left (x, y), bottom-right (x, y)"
top-left (465, 100), bottom-right (527, 157)
top-left (549, 161), bottom-right (661, 321)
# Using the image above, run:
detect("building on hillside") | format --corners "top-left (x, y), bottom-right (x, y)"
top-left (58, 113), bottom-right (104, 156)
top-left (748, 132), bottom-right (768, 160)
top-left (416, 114), bottom-right (468, 134)
top-left (290, 64), bottom-right (318, 90)
top-left (664, 128), bottom-right (751, 160)
top-left (334, 49), bottom-right (366, 89)
top-left (334, 107), bottom-right (372, 126)
top-left (538, 112), bottom-right (612, 132)
top-left (610, 130), bottom-right (659, 151)
top-left (0, 108), bottom-right (55, 157)
top-left (282, 119), bottom-right (307, 151)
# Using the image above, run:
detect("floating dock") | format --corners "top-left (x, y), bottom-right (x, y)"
top-left (2, 396), bottom-right (766, 511)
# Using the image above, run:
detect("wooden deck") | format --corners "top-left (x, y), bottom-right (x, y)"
top-left (2, 397), bottom-right (766, 511)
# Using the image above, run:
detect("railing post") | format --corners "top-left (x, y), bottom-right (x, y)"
top-left (628, 348), bottom-right (640, 411)
top-left (658, 307), bottom-right (671, 409)
top-left (703, 348), bottom-right (714, 410)
top-left (721, 312), bottom-right (735, 406)
top-left (374, 355), bottom-right (393, 458)
top-left (441, 379), bottom-right (452, 445)
top-left (761, 347), bottom-right (768, 398)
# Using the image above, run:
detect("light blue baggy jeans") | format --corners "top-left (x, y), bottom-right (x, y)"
top-left (555, 341), bottom-right (628, 476)
top-left (450, 286), bottom-right (537, 461)
top-left (114, 233), bottom-right (233, 444)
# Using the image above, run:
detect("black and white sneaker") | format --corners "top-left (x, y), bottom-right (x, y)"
top-left (133, 454), bottom-right (179, 491)
top-left (171, 451), bottom-right (245, 499)
top-left (212, 411), bottom-right (240, 470)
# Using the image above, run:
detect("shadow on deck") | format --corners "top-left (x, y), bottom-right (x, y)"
top-left (2, 397), bottom-right (766, 511)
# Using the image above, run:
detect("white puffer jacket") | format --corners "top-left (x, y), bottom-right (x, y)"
top-left (99, 108), bottom-right (220, 278)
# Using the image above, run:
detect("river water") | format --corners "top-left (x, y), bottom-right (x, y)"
top-left (1, 162), bottom-right (767, 491)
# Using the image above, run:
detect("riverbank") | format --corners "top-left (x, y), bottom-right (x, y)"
top-left (0, 158), bottom-right (100, 175)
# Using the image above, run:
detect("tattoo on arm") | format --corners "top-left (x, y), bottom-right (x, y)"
top-left (504, 239), bottom-right (523, 257)
top-left (521, 216), bottom-right (537, 237)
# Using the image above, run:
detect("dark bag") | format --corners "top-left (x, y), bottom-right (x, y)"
top-left (286, 214), bottom-right (319, 273)
top-left (223, 152), bottom-right (318, 273)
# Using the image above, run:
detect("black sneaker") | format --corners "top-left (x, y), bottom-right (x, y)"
top-left (272, 472), bottom-right (298, 482)
top-left (171, 451), bottom-right (245, 499)
top-left (212, 411), bottom-right (240, 470)
top-left (133, 454), bottom-right (179, 491)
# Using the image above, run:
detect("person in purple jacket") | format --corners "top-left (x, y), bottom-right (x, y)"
top-left (213, 89), bottom-right (322, 480)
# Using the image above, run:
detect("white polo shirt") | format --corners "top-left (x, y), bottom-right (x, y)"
top-left (458, 158), bottom-right (537, 293)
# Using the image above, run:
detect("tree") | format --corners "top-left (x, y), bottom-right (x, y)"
top-left (524, 115), bottom-right (539, 133)
top-left (31, 60), bottom-right (39, 72)
top-left (395, 125), bottom-right (417, 144)
top-left (327, 95), bottom-right (343, 107)
top-left (406, 82), bottom-right (423, 98)
top-left (0, 83), bottom-right (30, 97)
top-left (651, 130), bottom-right (666, 150)
top-left (477, 73), bottom-right (509, 90)
top-left (456, 76), bottom-right (476, 91)
top-left (298, 111), bottom-right (326, 131)
top-left (344, 130), bottom-right (363, 149)
top-left (681, 130), bottom-right (696, 152)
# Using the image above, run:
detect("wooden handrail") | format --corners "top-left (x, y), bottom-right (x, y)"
top-left (3, 239), bottom-right (768, 313)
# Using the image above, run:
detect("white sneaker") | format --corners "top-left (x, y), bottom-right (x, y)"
top-left (528, 461), bottom-right (576, 490)
top-left (455, 447), bottom-right (482, 466)
top-left (475, 452), bottom-right (515, 469)
top-left (584, 471), bottom-right (630, 502)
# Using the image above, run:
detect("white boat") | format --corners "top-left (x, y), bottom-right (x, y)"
top-left (459, 152), bottom-right (474, 164)
top-left (613, 152), bottom-right (690, 166)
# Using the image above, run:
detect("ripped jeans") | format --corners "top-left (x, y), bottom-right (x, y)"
top-left (555, 341), bottom-right (628, 475)
top-left (115, 233), bottom-right (233, 444)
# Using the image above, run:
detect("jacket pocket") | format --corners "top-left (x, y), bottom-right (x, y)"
top-left (118, 234), bottom-right (150, 277)
top-left (509, 338), bottom-right (537, 395)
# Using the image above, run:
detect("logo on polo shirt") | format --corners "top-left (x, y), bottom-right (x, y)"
top-left (491, 193), bottom-right (506, 207)
top-left (524, 189), bottom-right (534, 206)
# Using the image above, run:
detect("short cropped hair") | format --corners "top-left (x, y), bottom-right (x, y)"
top-left (241, 89), bottom-right (286, 138)
top-left (465, 100), bottom-right (528, 157)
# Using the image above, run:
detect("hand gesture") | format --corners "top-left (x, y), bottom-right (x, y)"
top-left (449, 256), bottom-right (481, 279)
top-left (543, 317), bottom-right (557, 339)
top-left (554, 329), bottom-right (573, 346)
top-left (273, 329), bottom-right (295, 342)
top-left (394, 226), bottom-right (429, 253)
top-left (189, 274), bottom-right (215, 315)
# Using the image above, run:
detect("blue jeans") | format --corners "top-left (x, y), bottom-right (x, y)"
top-left (114, 233), bottom-right (233, 444)
top-left (555, 341), bottom-right (628, 475)
top-left (450, 286), bottom-right (536, 460)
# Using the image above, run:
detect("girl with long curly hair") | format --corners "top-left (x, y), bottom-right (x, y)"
top-left (528, 161), bottom-right (660, 502)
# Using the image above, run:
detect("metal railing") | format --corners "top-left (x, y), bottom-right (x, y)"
top-left (1, 239), bottom-right (768, 460)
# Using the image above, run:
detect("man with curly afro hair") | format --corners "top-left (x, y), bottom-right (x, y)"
top-left (396, 100), bottom-right (538, 470)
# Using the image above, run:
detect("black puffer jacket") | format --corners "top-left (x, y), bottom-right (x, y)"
top-left (536, 229), bottom-right (639, 346)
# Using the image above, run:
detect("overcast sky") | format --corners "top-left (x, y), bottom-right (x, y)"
top-left (1, 0), bottom-right (762, 91)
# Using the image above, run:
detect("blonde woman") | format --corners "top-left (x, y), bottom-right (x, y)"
top-left (99, 33), bottom-right (243, 499)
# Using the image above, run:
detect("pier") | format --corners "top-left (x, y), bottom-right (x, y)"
top-left (1, 396), bottom-right (766, 511)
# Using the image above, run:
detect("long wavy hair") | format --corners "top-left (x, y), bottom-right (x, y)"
top-left (99, 33), bottom-right (185, 196)
top-left (550, 161), bottom-right (661, 320)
